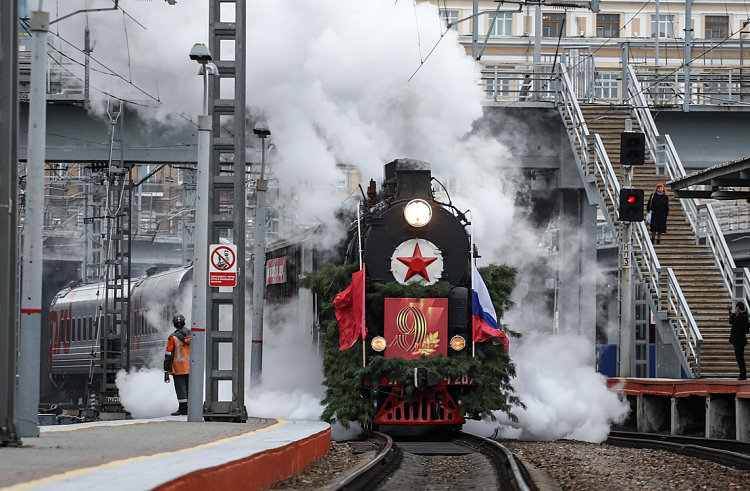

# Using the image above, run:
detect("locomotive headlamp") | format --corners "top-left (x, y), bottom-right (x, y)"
top-left (450, 335), bottom-right (466, 351)
top-left (403, 199), bottom-right (432, 227)
top-left (371, 336), bottom-right (387, 352)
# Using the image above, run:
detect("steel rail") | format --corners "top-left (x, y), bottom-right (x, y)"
top-left (607, 431), bottom-right (750, 470)
top-left (328, 430), bottom-right (537, 491)
top-left (323, 431), bottom-right (397, 491)
top-left (460, 432), bottom-right (533, 491)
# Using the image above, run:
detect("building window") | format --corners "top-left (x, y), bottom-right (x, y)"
top-left (595, 72), bottom-right (620, 100)
top-left (485, 74), bottom-right (510, 98)
top-left (705, 16), bottom-right (728, 39)
top-left (440, 10), bottom-right (459, 30)
top-left (488, 11), bottom-right (513, 36)
top-left (597, 14), bottom-right (620, 38)
top-left (651, 15), bottom-right (675, 38)
top-left (543, 13), bottom-right (566, 37)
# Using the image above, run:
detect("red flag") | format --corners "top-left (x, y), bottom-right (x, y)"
top-left (334, 267), bottom-right (367, 350)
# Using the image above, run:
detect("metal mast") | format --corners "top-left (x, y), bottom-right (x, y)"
top-left (97, 104), bottom-right (132, 416)
top-left (203, 0), bottom-right (248, 422)
top-left (0, 0), bottom-right (21, 446)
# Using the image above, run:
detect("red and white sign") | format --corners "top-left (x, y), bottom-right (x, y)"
top-left (266, 257), bottom-right (287, 285)
top-left (209, 244), bottom-right (237, 287)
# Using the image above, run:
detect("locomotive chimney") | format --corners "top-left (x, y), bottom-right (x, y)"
top-left (384, 159), bottom-right (432, 200)
top-left (367, 179), bottom-right (377, 206)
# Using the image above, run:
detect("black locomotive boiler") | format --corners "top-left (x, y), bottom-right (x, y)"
top-left (313, 158), bottom-right (516, 430)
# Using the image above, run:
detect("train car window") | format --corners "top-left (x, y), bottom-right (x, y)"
top-left (72, 318), bottom-right (76, 342)
top-left (89, 316), bottom-right (93, 340)
top-left (65, 318), bottom-right (70, 343)
top-left (78, 318), bottom-right (82, 342)
top-left (75, 318), bottom-right (79, 342)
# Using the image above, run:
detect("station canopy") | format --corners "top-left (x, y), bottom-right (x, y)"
top-left (667, 154), bottom-right (750, 200)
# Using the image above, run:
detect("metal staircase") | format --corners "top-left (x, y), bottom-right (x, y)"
top-left (557, 65), bottom-right (744, 379)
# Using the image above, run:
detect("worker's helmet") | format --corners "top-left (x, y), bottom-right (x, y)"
top-left (173, 313), bottom-right (186, 329)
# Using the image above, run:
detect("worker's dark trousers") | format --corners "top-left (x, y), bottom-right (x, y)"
top-left (173, 373), bottom-right (189, 402)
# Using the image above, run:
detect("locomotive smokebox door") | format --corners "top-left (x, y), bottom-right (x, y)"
top-left (363, 159), bottom-right (469, 286)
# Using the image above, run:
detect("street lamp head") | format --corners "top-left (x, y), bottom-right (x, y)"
top-left (189, 43), bottom-right (212, 64)
top-left (253, 121), bottom-right (271, 138)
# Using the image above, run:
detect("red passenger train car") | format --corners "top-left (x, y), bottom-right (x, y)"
top-left (48, 267), bottom-right (192, 404)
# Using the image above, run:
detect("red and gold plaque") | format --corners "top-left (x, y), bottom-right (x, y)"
top-left (384, 298), bottom-right (448, 359)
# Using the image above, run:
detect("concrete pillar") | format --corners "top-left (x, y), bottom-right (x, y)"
top-left (558, 190), bottom-right (598, 349)
top-left (735, 398), bottom-right (750, 441)
top-left (705, 395), bottom-right (735, 439)
top-left (637, 395), bottom-right (670, 433)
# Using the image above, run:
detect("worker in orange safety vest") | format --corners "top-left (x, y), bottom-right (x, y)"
top-left (164, 313), bottom-right (191, 416)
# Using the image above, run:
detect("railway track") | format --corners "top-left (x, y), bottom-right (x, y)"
top-left (606, 431), bottom-right (750, 470)
top-left (326, 431), bottom-right (540, 491)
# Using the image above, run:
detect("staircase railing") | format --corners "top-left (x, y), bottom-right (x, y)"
top-left (630, 65), bottom-right (746, 306)
top-left (558, 65), bottom-right (701, 377)
top-left (664, 268), bottom-right (702, 376)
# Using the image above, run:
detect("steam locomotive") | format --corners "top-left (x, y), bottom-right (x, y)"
top-left (323, 158), bottom-right (496, 430)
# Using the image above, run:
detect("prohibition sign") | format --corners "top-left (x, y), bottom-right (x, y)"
top-left (211, 246), bottom-right (236, 271)
top-left (209, 244), bottom-right (237, 287)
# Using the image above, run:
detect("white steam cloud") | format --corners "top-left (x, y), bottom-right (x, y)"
top-left (116, 368), bottom-right (178, 418)
top-left (466, 334), bottom-right (629, 443)
top-left (51, 0), bottom-right (627, 442)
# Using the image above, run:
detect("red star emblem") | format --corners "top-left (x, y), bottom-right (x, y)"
top-left (397, 243), bottom-right (438, 281)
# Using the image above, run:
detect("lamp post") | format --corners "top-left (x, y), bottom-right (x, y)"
top-left (250, 122), bottom-right (270, 383)
top-left (188, 43), bottom-right (218, 422)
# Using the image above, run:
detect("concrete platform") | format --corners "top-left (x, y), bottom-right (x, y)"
top-left (608, 378), bottom-right (750, 441)
top-left (0, 417), bottom-right (330, 491)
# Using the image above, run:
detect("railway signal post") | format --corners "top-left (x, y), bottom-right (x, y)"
top-left (618, 120), bottom-right (643, 377)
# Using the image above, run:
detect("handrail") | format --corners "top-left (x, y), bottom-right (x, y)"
top-left (665, 268), bottom-right (703, 377)
top-left (558, 65), bottom-right (701, 377)
top-left (557, 68), bottom-right (620, 232)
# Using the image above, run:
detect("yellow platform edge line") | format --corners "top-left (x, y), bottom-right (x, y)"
top-left (1, 419), bottom-right (288, 491)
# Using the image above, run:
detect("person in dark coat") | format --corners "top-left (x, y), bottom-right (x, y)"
top-left (729, 302), bottom-right (749, 381)
top-left (647, 183), bottom-right (669, 244)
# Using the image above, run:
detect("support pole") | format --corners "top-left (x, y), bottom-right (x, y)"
top-left (18, 10), bottom-right (50, 438)
top-left (472, 0), bottom-right (478, 59)
top-left (534, 3), bottom-right (542, 98)
top-left (0, 0), bottom-right (21, 446)
top-left (251, 134), bottom-right (269, 383)
top-left (654, 0), bottom-right (660, 64)
top-left (683, 0), bottom-right (692, 112)
top-left (621, 43), bottom-right (629, 101)
top-left (188, 113), bottom-right (210, 422)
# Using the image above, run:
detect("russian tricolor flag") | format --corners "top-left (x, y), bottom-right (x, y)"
top-left (472, 264), bottom-right (509, 350)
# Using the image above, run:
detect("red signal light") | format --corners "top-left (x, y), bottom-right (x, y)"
top-left (627, 195), bottom-right (637, 204)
